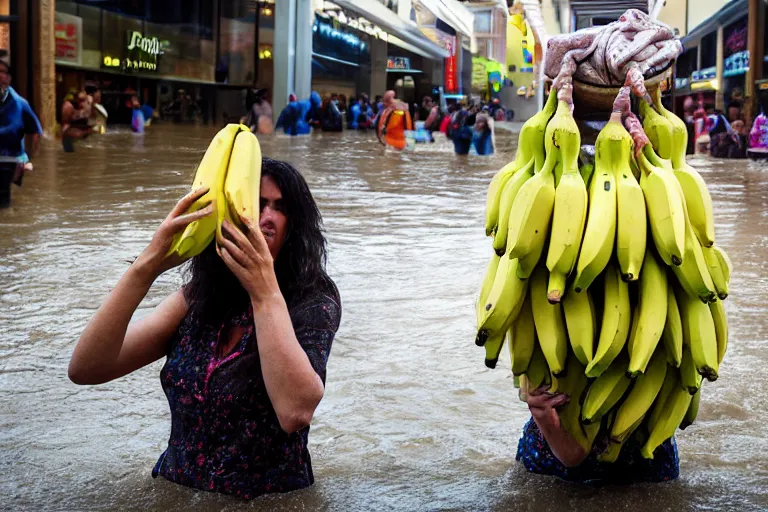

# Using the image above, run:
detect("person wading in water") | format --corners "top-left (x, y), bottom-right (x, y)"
top-left (69, 158), bottom-right (341, 500)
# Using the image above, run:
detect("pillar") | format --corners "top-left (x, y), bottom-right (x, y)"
top-left (745, 0), bottom-right (765, 125)
top-left (32, 0), bottom-right (56, 134)
top-left (272, 0), bottom-right (312, 117)
top-left (369, 37), bottom-right (387, 99)
top-left (715, 25), bottom-right (724, 112)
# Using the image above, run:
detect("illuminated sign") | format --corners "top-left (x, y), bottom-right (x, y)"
top-left (724, 50), bottom-right (749, 77)
top-left (691, 79), bottom-right (719, 91)
top-left (102, 31), bottom-right (167, 72)
top-left (387, 56), bottom-right (411, 70)
top-left (691, 67), bottom-right (716, 81)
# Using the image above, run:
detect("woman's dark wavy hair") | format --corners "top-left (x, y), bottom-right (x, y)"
top-left (183, 157), bottom-right (334, 325)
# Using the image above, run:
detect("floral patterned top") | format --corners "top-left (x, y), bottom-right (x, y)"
top-left (516, 417), bottom-right (679, 483)
top-left (152, 287), bottom-right (341, 500)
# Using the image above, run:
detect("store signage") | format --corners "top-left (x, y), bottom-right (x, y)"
top-left (691, 79), bottom-right (719, 91)
top-left (691, 67), bottom-right (716, 81)
top-left (724, 50), bottom-right (749, 77)
top-left (54, 12), bottom-right (82, 66)
top-left (102, 31), bottom-right (167, 72)
top-left (323, 9), bottom-right (389, 42)
top-left (126, 31), bottom-right (163, 55)
top-left (675, 77), bottom-right (689, 89)
top-left (387, 56), bottom-right (411, 70)
top-left (444, 37), bottom-right (457, 94)
top-left (315, 21), bottom-right (364, 50)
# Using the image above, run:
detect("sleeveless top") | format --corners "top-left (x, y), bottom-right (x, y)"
top-left (516, 418), bottom-right (679, 484)
top-left (152, 288), bottom-right (341, 500)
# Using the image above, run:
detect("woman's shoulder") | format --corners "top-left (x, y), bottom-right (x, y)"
top-left (288, 278), bottom-right (341, 330)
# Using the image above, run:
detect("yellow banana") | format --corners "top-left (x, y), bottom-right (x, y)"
top-left (492, 159), bottom-right (535, 254)
top-left (523, 340), bottom-right (551, 391)
top-left (509, 293), bottom-right (536, 375)
top-left (709, 299), bottom-right (728, 365)
top-left (610, 348), bottom-right (667, 443)
top-left (628, 249), bottom-right (668, 377)
top-left (647, 367), bottom-right (679, 433)
top-left (220, 129), bottom-right (262, 238)
top-left (703, 245), bottom-right (728, 300)
top-left (640, 99), bottom-right (676, 163)
top-left (677, 287), bottom-right (719, 382)
top-left (581, 357), bottom-right (632, 424)
top-left (489, 91), bottom-right (556, 238)
top-left (517, 237), bottom-right (546, 280)
top-left (573, 117), bottom-right (621, 293)
top-left (671, 217), bottom-right (717, 303)
top-left (679, 344), bottom-right (703, 395)
top-left (168, 123), bottom-right (242, 259)
top-left (712, 245), bottom-right (732, 288)
top-left (476, 257), bottom-right (528, 345)
top-left (586, 264), bottom-right (631, 378)
top-left (679, 387), bottom-right (701, 430)
top-left (641, 380), bottom-right (693, 459)
top-left (545, 99), bottom-right (587, 303)
top-left (637, 152), bottom-right (685, 266)
top-left (530, 266), bottom-right (568, 376)
top-left (558, 355), bottom-right (601, 453)
top-left (505, 157), bottom-right (556, 261)
top-left (615, 153), bottom-right (647, 281)
top-left (476, 253), bottom-right (501, 335)
top-left (674, 163), bottom-right (715, 248)
top-left (661, 283), bottom-right (683, 367)
top-left (562, 286), bottom-right (595, 366)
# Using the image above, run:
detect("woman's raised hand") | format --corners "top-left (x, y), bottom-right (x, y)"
top-left (134, 187), bottom-right (214, 280)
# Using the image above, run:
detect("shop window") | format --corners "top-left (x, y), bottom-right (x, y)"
top-left (474, 11), bottom-right (492, 34)
top-left (676, 47), bottom-right (698, 78)
top-left (218, 0), bottom-right (257, 85)
top-left (700, 33), bottom-right (716, 69)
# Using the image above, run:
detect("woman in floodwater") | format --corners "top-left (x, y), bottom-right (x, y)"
top-left (517, 386), bottom-right (678, 483)
top-left (68, 158), bottom-right (341, 500)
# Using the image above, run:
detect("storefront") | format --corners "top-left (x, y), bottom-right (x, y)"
top-left (53, 0), bottom-right (263, 126)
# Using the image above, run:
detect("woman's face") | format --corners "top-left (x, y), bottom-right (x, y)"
top-left (259, 175), bottom-right (288, 259)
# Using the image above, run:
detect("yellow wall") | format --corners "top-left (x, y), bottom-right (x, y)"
top-left (507, 15), bottom-right (535, 89)
top-left (658, 0), bottom-right (736, 37)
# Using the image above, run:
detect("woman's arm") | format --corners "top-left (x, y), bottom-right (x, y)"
top-left (216, 219), bottom-right (325, 433)
top-left (68, 188), bottom-right (214, 384)
top-left (525, 386), bottom-right (589, 467)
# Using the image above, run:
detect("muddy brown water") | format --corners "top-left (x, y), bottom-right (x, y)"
top-left (0, 125), bottom-right (766, 511)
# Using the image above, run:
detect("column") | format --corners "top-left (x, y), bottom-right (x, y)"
top-left (32, 0), bottom-right (56, 134)
top-left (272, 0), bottom-right (313, 117)
top-left (369, 37), bottom-right (388, 98)
top-left (715, 25), bottom-right (724, 112)
top-left (745, 0), bottom-right (765, 125)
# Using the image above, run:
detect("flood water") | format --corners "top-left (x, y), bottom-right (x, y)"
top-left (1, 124), bottom-right (767, 511)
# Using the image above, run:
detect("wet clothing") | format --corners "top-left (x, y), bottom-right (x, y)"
top-left (276, 93), bottom-right (320, 136)
top-left (473, 128), bottom-right (494, 155)
top-left (516, 418), bottom-right (679, 484)
top-left (0, 87), bottom-right (42, 163)
top-left (709, 115), bottom-right (745, 158)
top-left (376, 107), bottom-right (413, 150)
top-left (348, 103), bottom-right (372, 130)
top-left (447, 110), bottom-right (472, 155)
top-left (320, 103), bottom-right (343, 132)
top-left (152, 287), bottom-right (341, 500)
top-left (0, 87), bottom-right (41, 207)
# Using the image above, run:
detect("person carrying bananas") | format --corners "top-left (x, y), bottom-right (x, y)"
top-left (517, 384), bottom-right (679, 483)
top-left (68, 158), bottom-right (341, 500)
top-left (376, 90), bottom-right (412, 150)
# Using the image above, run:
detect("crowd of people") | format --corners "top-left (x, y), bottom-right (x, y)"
top-left (271, 89), bottom-right (501, 156)
top-left (684, 94), bottom-right (749, 159)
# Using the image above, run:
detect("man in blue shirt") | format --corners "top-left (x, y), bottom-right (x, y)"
top-left (0, 50), bottom-right (42, 208)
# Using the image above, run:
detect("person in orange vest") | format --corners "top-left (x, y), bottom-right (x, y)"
top-left (375, 90), bottom-right (412, 150)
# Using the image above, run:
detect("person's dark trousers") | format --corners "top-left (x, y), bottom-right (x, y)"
top-left (0, 163), bottom-right (16, 208)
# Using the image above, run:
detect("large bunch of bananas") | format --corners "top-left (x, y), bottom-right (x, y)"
top-left (168, 124), bottom-right (262, 259)
top-left (476, 86), bottom-right (731, 462)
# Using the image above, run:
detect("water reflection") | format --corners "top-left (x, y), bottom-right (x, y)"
top-left (0, 127), bottom-right (766, 511)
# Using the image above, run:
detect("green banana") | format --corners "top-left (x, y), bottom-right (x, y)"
top-left (530, 266), bottom-right (568, 376)
top-left (703, 245), bottom-right (728, 300)
top-left (476, 253), bottom-right (501, 337)
top-left (679, 344), bottom-right (703, 395)
top-left (558, 354), bottom-right (601, 453)
top-left (647, 367), bottom-right (679, 433)
top-left (671, 218), bottom-right (717, 303)
top-left (712, 245), bottom-right (732, 289)
top-left (640, 99), bottom-right (676, 163)
top-left (580, 163), bottom-right (595, 187)
top-left (641, 379), bottom-right (693, 459)
top-left (586, 264), bottom-right (631, 378)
